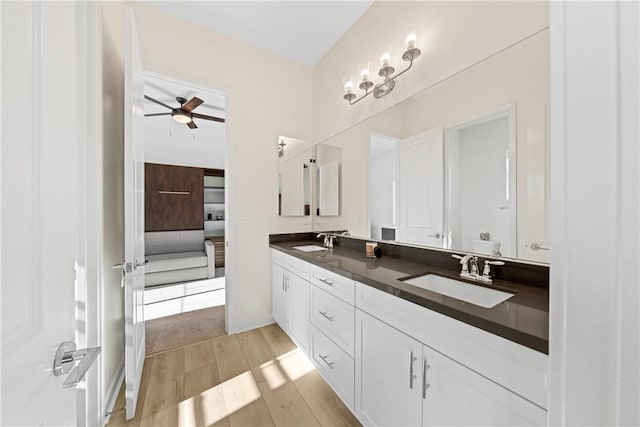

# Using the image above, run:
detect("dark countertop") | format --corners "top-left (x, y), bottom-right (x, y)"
top-left (270, 240), bottom-right (549, 354)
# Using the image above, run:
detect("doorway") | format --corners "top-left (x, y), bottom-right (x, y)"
top-left (141, 71), bottom-right (229, 354)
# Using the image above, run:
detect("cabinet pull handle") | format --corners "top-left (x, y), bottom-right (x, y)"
top-left (318, 310), bottom-right (334, 322)
top-left (422, 359), bottom-right (430, 399)
top-left (318, 354), bottom-right (334, 370)
top-left (314, 274), bottom-right (334, 286)
top-left (158, 190), bottom-right (190, 195)
top-left (285, 275), bottom-right (289, 292)
top-left (409, 351), bottom-right (418, 389)
top-left (282, 275), bottom-right (285, 291)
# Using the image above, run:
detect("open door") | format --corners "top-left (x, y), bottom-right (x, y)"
top-left (398, 127), bottom-right (444, 247)
top-left (124, 8), bottom-right (146, 420)
top-left (1, 2), bottom-right (99, 425)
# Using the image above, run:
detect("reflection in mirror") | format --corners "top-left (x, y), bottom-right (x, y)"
top-left (314, 29), bottom-right (549, 263)
top-left (315, 143), bottom-right (342, 216)
top-left (444, 107), bottom-right (516, 258)
top-left (277, 136), bottom-right (312, 216)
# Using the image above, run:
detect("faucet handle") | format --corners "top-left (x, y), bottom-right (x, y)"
top-left (482, 260), bottom-right (505, 278)
top-left (451, 254), bottom-right (469, 274)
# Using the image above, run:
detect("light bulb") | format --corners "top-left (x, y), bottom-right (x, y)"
top-left (361, 67), bottom-right (370, 80)
top-left (405, 33), bottom-right (417, 50)
top-left (342, 74), bottom-right (354, 92)
top-left (380, 52), bottom-right (391, 67)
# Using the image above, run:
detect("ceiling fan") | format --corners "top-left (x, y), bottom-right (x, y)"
top-left (144, 95), bottom-right (225, 129)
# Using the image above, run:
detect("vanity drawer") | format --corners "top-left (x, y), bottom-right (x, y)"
top-left (271, 249), bottom-right (309, 280)
top-left (309, 264), bottom-right (355, 305)
top-left (310, 325), bottom-right (355, 411)
top-left (310, 285), bottom-right (355, 357)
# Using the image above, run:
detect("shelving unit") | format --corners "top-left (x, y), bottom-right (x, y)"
top-left (204, 170), bottom-right (225, 268)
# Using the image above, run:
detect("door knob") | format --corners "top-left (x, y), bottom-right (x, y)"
top-left (530, 243), bottom-right (549, 251)
top-left (427, 233), bottom-right (441, 239)
top-left (53, 341), bottom-right (101, 389)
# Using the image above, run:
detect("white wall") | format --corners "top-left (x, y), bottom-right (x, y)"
top-left (549, 1), bottom-right (639, 424)
top-left (312, 1), bottom-right (548, 143)
top-left (102, 2), bottom-right (313, 343)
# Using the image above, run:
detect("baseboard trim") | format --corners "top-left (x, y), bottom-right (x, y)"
top-left (103, 361), bottom-right (125, 425)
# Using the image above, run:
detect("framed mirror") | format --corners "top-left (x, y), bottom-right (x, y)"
top-left (277, 136), bottom-right (313, 217)
top-left (313, 29), bottom-right (549, 264)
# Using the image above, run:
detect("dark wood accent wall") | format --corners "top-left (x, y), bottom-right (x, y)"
top-left (204, 168), bottom-right (225, 177)
top-left (145, 163), bottom-right (204, 232)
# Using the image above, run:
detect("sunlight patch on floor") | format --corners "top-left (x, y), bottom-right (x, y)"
top-left (277, 348), bottom-right (315, 381)
top-left (259, 359), bottom-right (288, 390)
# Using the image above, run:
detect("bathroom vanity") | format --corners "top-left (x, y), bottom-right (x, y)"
top-left (270, 234), bottom-right (549, 426)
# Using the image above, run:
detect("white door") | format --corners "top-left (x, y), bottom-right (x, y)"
top-left (271, 263), bottom-right (290, 331)
top-left (1, 2), bottom-right (91, 425)
top-left (398, 128), bottom-right (444, 246)
top-left (288, 272), bottom-right (309, 353)
top-left (124, 8), bottom-right (146, 420)
top-left (355, 311), bottom-right (423, 426)
top-left (422, 346), bottom-right (546, 426)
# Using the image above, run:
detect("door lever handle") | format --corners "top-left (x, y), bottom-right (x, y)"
top-left (53, 341), bottom-right (101, 389)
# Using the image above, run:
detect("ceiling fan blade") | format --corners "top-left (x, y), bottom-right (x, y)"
top-left (144, 113), bottom-right (172, 117)
top-left (182, 97), bottom-right (204, 112)
top-left (191, 112), bottom-right (225, 123)
top-left (144, 95), bottom-right (173, 110)
top-left (187, 120), bottom-right (198, 129)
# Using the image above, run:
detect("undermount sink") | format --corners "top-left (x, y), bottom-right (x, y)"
top-left (292, 245), bottom-right (328, 252)
top-left (401, 274), bottom-right (514, 308)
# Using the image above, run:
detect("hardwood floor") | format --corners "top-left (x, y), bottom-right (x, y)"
top-left (107, 324), bottom-right (361, 427)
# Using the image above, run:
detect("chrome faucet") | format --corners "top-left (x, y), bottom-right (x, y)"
top-left (317, 233), bottom-right (329, 247)
top-left (451, 254), bottom-right (479, 279)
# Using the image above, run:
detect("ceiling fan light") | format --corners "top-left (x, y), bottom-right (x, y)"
top-left (172, 112), bottom-right (192, 124)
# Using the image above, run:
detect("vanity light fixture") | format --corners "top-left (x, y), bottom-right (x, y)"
top-left (343, 33), bottom-right (421, 105)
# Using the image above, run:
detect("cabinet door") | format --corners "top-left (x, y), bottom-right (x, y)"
top-left (355, 311), bottom-right (423, 427)
top-left (422, 345), bottom-right (547, 426)
top-left (288, 272), bottom-right (309, 353)
top-left (271, 263), bottom-right (290, 331)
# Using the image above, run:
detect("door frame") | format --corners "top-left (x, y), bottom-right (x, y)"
top-left (75, 2), bottom-right (103, 426)
top-left (137, 68), bottom-right (233, 333)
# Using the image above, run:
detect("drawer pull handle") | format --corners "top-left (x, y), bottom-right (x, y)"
top-left (319, 354), bottom-right (334, 370)
top-left (318, 310), bottom-right (334, 322)
top-left (422, 360), bottom-right (430, 399)
top-left (409, 351), bottom-right (418, 389)
top-left (314, 274), bottom-right (335, 286)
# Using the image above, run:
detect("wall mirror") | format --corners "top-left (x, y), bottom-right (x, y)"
top-left (313, 30), bottom-right (550, 264)
top-left (278, 136), bottom-right (313, 217)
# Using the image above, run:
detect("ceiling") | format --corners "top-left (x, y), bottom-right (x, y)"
top-left (141, 1), bottom-right (373, 67)
top-left (144, 73), bottom-right (226, 169)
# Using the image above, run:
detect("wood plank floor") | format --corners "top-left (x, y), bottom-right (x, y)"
top-left (107, 324), bottom-right (361, 427)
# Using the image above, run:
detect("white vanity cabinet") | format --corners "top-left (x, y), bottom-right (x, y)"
top-left (271, 263), bottom-right (290, 331)
top-left (271, 250), bottom-right (310, 353)
top-left (355, 310), bottom-right (547, 427)
top-left (355, 310), bottom-right (423, 426)
top-left (270, 248), bottom-right (548, 426)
